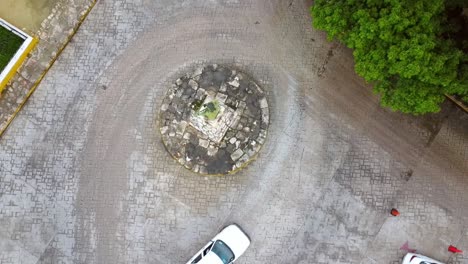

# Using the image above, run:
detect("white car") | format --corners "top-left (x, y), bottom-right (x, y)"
top-left (186, 224), bottom-right (251, 264)
top-left (402, 253), bottom-right (445, 264)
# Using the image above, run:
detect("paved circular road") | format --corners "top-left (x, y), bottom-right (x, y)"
top-left (0, 1), bottom-right (467, 264)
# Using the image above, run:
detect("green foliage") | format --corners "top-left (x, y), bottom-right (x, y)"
top-left (197, 100), bottom-right (220, 120)
top-left (446, 0), bottom-right (468, 7)
top-left (311, 0), bottom-right (468, 114)
top-left (0, 26), bottom-right (24, 72)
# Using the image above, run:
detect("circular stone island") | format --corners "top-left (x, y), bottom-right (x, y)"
top-left (159, 64), bottom-right (269, 175)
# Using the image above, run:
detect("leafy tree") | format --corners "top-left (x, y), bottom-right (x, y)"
top-left (311, 0), bottom-right (468, 114)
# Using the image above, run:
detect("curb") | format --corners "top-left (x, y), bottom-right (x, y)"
top-left (446, 95), bottom-right (468, 114)
top-left (0, 0), bottom-right (98, 138)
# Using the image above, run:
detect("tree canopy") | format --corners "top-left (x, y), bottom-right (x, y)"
top-left (311, 0), bottom-right (468, 114)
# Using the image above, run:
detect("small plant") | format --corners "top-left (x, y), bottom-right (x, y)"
top-left (190, 99), bottom-right (204, 112)
top-left (197, 100), bottom-right (220, 120)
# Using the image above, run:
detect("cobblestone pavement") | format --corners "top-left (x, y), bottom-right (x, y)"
top-left (0, 1), bottom-right (467, 264)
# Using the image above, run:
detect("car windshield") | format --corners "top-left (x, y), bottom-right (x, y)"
top-left (211, 240), bottom-right (235, 264)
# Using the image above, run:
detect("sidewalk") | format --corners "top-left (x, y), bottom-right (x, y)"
top-left (0, 0), bottom-right (96, 136)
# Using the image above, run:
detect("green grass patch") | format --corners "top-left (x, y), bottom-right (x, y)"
top-left (0, 26), bottom-right (24, 72)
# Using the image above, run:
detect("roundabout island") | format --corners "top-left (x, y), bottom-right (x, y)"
top-left (159, 64), bottom-right (269, 175)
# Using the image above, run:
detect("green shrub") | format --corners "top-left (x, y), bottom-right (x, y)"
top-left (311, 0), bottom-right (468, 114)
